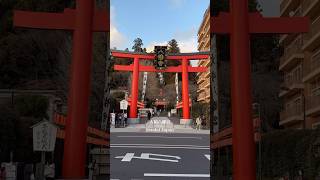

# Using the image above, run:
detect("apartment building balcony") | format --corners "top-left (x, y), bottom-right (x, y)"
top-left (302, 0), bottom-right (320, 17)
top-left (306, 95), bottom-right (320, 116)
top-left (202, 59), bottom-right (210, 67)
top-left (197, 74), bottom-right (206, 83)
top-left (279, 76), bottom-right (304, 97)
top-left (198, 31), bottom-right (205, 41)
top-left (280, 103), bottom-right (303, 126)
top-left (203, 81), bottom-right (210, 89)
top-left (198, 39), bottom-right (205, 50)
top-left (205, 88), bottom-right (210, 99)
top-left (198, 59), bottom-right (206, 66)
top-left (302, 15), bottom-right (320, 51)
top-left (197, 79), bottom-right (210, 92)
top-left (204, 70), bottom-right (210, 78)
top-left (280, 6), bottom-right (302, 43)
top-left (303, 49), bottom-right (320, 82)
top-left (280, 0), bottom-right (301, 16)
top-left (279, 35), bottom-right (304, 70)
top-left (197, 92), bottom-right (206, 102)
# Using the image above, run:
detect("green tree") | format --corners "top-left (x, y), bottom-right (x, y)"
top-left (132, 38), bottom-right (143, 52)
top-left (167, 39), bottom-right (180, 53)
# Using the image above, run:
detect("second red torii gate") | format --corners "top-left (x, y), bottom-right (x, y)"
top-left (112, 50), bottom-right (209, 120)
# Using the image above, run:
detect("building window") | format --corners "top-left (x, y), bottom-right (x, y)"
top-left (310, 76), bottom-right (320, 96)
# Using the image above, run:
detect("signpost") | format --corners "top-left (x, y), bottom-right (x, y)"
top-left (32, 120), bottom-right (58, 180)
top-left (120, 100), bottom-right (128, 111)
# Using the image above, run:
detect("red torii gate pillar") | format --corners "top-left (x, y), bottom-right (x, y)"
top-left (131, 56), bottom-right (140, 118)
top-left (211, 0), bottom-right (309, 179)
top-left (112, 51), bottom-right (209, 120)
top-left (181, 57), bottom-right (190, 119)
top-left (13, 1), bottom-right (109, 179)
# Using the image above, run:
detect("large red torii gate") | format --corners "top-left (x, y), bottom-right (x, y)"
top-left (210, 0), bottom-right (309, 179)
top-left (112, 50), bottom-right (209, 120)
top-left (13, 0), bottom-right (109, 179)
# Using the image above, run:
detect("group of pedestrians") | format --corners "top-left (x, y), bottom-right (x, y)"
top-left (115, 112), bottom-right (127, 128)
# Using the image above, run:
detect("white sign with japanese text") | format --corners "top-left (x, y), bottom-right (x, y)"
top-left (32, 121), bottom-right (57, 152)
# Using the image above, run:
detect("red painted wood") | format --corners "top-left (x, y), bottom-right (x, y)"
top-left (181, 58), bottom-right (190, 119)
top-left (114, 65), bottom-right (207, 73)
top-left (62, 0), bottom-right (94, 178)
top-left (248, 12), bottom-right (309, 33)
top-left (13, 9), bottom-right (75, 30)
top-left (129, 57), bottom-right (140, 118)
top-left (230, 0), bottom-right (256, 179)
top-left (14, 8), bottom-right (109, 31)
top-left (211, 12), bottom-right (309, 34)
top-left (112, 51), bottom-right (210, 60)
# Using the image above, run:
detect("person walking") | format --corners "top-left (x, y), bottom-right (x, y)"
top-left (201, 114), bottom-right (206, 129)
top-left (196, 116), bottom-right (202, 130)
top-left (147, 111), bottom-right (151, 121)
top-left (44, 160), bottom-right (55, 180)
top-left (88, 160), bottom-right (97, 180)
top-left (123, 112), bottom-right (127, 127)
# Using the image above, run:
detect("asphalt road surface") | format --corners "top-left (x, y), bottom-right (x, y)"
top-left (110, 132), bottom-right (210, 180)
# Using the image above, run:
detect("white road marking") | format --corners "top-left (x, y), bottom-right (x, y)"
top-left (111, 145), bottom-right (209, 150)
top-left (117, 135), bottom-right (202, 140)
top-left (144, 173), bottom-right (210, 177)
top-left (115, 153), bottom-right (181, 162)
top-left (205, 154), bottom-right (211, 160)
top-left (120, 153), bottom-right (135, 162)
top-left (141, 153), bottom-right (181, 159)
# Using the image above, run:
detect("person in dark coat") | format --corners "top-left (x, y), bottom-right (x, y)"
top-left (147, 111), bottom-right (152, 120)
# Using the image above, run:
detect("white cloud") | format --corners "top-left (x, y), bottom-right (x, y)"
top-left (110, 6), bottom-right (127, 49)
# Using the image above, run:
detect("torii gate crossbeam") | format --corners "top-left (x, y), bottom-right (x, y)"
top-left (112, 50), bottom-right (209, 120)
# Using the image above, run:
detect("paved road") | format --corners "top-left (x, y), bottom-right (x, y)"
top-left (110, 132), bottom-right (210, 180)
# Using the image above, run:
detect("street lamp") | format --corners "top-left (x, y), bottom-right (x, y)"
top-left (280, 86), bottom-right (306, 129)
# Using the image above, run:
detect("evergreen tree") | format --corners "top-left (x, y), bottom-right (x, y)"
top-left (132, 38), bottom-right (143, 52)
top-left (167, 39), bottom-right (180, 53)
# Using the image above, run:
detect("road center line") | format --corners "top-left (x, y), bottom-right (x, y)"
top-left (144, 173), bottom-right (210, 177)
top-left (117, 135), bottom-right (202, 140)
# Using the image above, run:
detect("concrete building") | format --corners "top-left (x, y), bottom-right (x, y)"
top-left (279, 0), bottom-right (320, 129)
top-left (197, 7), bottom-right (210, 104)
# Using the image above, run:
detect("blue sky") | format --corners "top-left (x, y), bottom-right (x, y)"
top-left (110, 0), bottom-right (209, 52)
